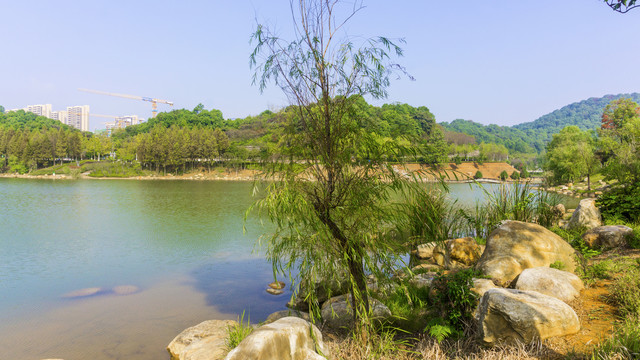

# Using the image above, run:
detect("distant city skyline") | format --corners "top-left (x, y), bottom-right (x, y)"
top-left (1, 1), bottom-right (639, 131)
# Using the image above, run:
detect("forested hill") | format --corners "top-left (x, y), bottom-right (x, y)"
top-left (514, 93), bottom-right (640, 135)
top-left (440, 93), bottom-right (640, 154)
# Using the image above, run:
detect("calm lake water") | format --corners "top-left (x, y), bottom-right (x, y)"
top-left (0, 178), bottom-right (577, 360)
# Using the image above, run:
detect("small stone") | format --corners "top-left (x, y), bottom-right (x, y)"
top-left (62, 287), bottom-right (102, 298)
top-left (266, 288), bottom-right (284, 295)
top-left (268, 281), bottom-right (285, 290)
top-left (112, 285), bottom-right (139, 295)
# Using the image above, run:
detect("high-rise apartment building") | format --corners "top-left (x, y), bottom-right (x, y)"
top-left (25, 104), bottom-right (52, 118)
top-left (50, 110), bottom-right (68, 124)
top-left (66, 105), bottom-right (90, 132)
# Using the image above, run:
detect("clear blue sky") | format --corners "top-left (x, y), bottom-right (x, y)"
top-left (1, 1), bottom-right (639, 131)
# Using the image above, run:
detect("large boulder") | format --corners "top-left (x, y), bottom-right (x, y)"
top-left (470, 278), bottom-right (498, 298)
top-left (433, 237), bottom-right (483, 269)
top-left (582, 225), bottom-right (634, 250)
top-left (476, 221), bottom-right (578, 287)
top-left (224, 317), bottom-right (328, 360)
top-left (321, 294), bottom-right (391, 330)
top-left (264, 309), bottom-right (311, 324)
top-left (476, 288), bottom-right (580, 346)
top-left (416, 243), bottom-right (437, 259)
top-left (565, 198), bottom-right (601, 230)
top-left (167, 319), bottom-right (238, 360)
top-left (515, 267), bottom-right (584, 303)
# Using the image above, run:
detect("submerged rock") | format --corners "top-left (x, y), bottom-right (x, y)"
top-left (112, 285), bottom-right (139, 295)
top-left (61, 287), bottom-right (103, 298)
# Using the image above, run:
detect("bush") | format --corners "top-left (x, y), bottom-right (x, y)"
top-left (510, 171), bottom-right (520, 180)
top-left (474, 170), bottom-right (483, 179)
top-left (520, 168), bottom-right (530, 178)
top-left (499, 170), bottom-right (509, 181)
top-left (597, 183), bottom-right (640, 223)
top-left (429, 268), bottom-right (480, 332)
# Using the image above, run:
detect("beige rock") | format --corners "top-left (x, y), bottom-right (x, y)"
top-left (224, 317), bottom-right (328, 360)
top-left (565, 198), bottom-right (601, 230)
top-left (515, 267), bottom-right (584, 302)
top-left (409, 272), bottom-right (437, 288)
top-left (264, 310), bottom-right (311, 324)
top-left (476, 221), bottom-right (578, 287)
top-left (321, 294), bottom-right (391, 330)
top-left (582, 225), bottom-right (633, 250)
top-left (411, 263), bottom-right (442, 273)
top-left (266, 288), bottom-right (284, 295)
top-left (167, 319), bottom-right (238, 360)
top-left (416, 243), bottom-right (437, 259)
top-left (476, 288), bottom-right (580, 346)
top-left (433, 237), bottom-right (482, 269)
top-left (470, 278), bottom-right (497, 298)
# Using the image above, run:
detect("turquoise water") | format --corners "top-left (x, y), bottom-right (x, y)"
top-left (0, 179), bottom-right (576, 359)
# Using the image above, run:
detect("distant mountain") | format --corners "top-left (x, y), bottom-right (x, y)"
top-left (440, 93), bottom-right (640, 154)
top-left (514, 93), bottom-right (640, 135)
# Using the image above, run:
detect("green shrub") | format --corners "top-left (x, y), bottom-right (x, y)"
top-left (597, 183), bottom-right (640, 223)
top-left (474, 170), bottom-right (483, 179)
top-left (499, 170), bottom-right (509, 181)
top-left (521, 168), bottom-right (530, 178)
top-left (226, 311), bottom-right (253, 350)
top-left (429, 268), bottom-right (480, 332)
top-left (510, 171), bottom-right (520, 180)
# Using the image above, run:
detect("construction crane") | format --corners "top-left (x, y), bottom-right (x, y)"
top-left (78, 88), bottom-right (173, 118)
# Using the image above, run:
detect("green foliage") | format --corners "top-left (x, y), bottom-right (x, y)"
top-left (597, 183), bottom-right (640, 223)
top-left (473, 170), bottom-right (483, 179)
top-left (226, 311), bottom-right (253, 350)
top-left (510, 171), bottom-right (520, 180)
top-left (603, 0), bottom-right (640, 13)
top-left (429, 269), bottom-right (480, 332)
top-left (610, 266), bottom-right (640, 317)
top-left (544, 126), bottom-right (599, 186)
top-left (590, 315), bottom-right (640, 359)
top-left (549, 261), bottom-right (565, 270)
top-left (520, 168), bottom-right (530, 178)
top-left (461, 183), bottom-right (560, 238)
top-left (248, 0), bottom-right (411, 334)
top-left (399, 184), bottom-right (465, 251)
top-left (425, 318), bottom-right (457, 343)
top-left (499, 170), bottom-right (508, 181)
top-left (550, 227), bottom-right (602, 259)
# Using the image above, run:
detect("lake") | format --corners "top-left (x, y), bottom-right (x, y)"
top-left (0, 178), bottom-right (577, 360)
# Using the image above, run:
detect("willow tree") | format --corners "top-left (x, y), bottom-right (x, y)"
top-left (249, 0), bottom-right (410, 332)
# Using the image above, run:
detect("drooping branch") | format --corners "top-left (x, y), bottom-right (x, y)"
top-left (604, 0), bottom-right (639, 13)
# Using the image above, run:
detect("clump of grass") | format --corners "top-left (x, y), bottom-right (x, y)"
top-left (609, 266), bottom-right (640, 318)
top-left (591, 315), bottom-right (640, 360)
top-left (549, 261), bottom-right (565, 270)
top-left (226, 311), bottom-right (253, 350)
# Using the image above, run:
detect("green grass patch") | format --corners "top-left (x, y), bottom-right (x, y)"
top-left (226, 311), bottom-right (253, 350)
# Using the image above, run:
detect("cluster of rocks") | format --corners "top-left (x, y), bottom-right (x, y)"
top-left (546, 180), bottom-right (607, 198)
top-left (168, 198), bottom-right (634, 358)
